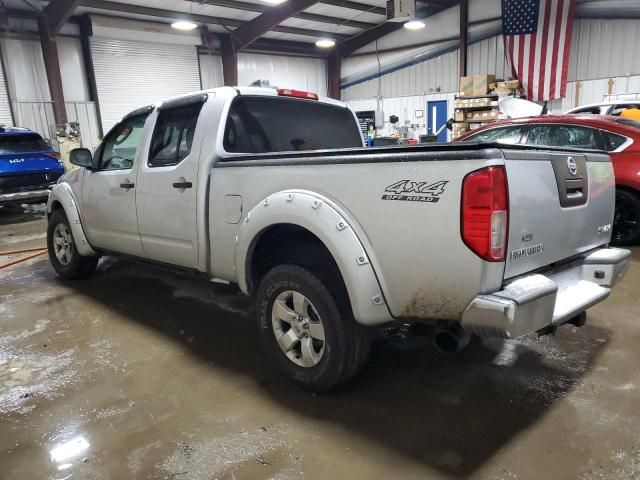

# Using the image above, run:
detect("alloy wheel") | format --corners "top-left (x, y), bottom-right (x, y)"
top-left (271, 290), bottom-right (326, 368)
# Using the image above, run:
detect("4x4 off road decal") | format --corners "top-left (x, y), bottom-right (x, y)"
top-left (382, 180), bottom-right (448, 203)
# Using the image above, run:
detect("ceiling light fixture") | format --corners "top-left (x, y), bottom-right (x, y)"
top-left (171, 20), bottom-right (198, 31)
top-left (404, 20), bottom-right (426, 30)
top-left (262, 0), bottom-right (287, 5)
top-left (315, 38), bottom-right (336, 48)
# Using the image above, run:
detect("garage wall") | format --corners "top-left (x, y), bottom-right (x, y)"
top-left (199, 53), bottom-right (224, 90)
top-left (198, 52), bottom-right (328, 96)
top-left (569, 19), bottom-right (640, 81)
top-left (1, 38), bottom-right (55, 140)
top-left (342, 49), bottom-right (459, 101)
top-left (0, 37), bottom-right (99, 148)
top-left (343, 19), bottom-right (640, 102)
top-left (91, 37), bottom-right (201, 132)
top-left (58, 37), bottom-right (90, 102)
top-left (0, 53), bottom-right (13, 127)
top-left (238, 53), bottom-right (327, 96)
top-left (346, 92), bottom-right (457, 140)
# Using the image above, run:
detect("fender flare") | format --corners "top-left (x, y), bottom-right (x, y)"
top-left (235, 190), bottom-right (392, 326)
top-left (47, 183), bottom-right (98, 257)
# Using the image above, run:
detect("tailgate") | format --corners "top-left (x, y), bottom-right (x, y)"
top-left (503, 149), bottom-right (614, 279)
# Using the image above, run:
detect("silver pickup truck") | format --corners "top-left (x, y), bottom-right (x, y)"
top-left (46, 86), bottom-right (630, 392)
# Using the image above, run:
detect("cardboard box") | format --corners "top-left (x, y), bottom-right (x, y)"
top-left (459, 76), bottom-right (474, 96)
top-left (452, 122), bottom-right (470, 138)
top-left (473, 74), bottom-right (496, 96)
top-left (454, 109), bottom-right (466, 122)
top-left (465, 109), bottom-right (499, 122)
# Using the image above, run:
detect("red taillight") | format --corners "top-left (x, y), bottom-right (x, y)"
top-left (461, 166), bottom-right (509, 262)
top-left (43, 151), bottom-right (60, 160)
top-left (277, 88), bottom-right (319, 100)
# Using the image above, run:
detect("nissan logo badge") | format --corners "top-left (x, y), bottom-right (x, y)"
top-left (567, 156), bottom-right (578, 176)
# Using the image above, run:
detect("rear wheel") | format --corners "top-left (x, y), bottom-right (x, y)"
top-left (612, 188), bottom-right (640, 246)
top-left (47, 209), bottom-right (98, 279)
top-left (256, 264), bottom-right (370, 393)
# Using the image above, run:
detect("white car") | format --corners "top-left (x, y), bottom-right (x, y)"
top-left (566, 100), bottom-right (640, 116)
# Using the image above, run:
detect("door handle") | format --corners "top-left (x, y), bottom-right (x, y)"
top-left (172, 181), bottom-right (193, 189)
top-left (120, 182), bottom-right (135, 189)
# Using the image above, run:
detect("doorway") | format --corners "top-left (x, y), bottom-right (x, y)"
top-left (427, 100), bottom-right (448, 142)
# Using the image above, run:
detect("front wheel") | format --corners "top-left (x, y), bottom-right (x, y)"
top-left (612, 189), bottom-right (640, 246)
top-left (256, 264), bottom-right (370, 393)
top-left (47, 209), bottom-right (98, 279)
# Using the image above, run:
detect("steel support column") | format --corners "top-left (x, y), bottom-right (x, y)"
top-left (38, 19), bottom-right (67, 125)
top-left (459, 0), bottom-right (468, 77)
top-left (327, 51), bottom-right (341, 100)
top-left (220, 34), bottom-right (238, 87)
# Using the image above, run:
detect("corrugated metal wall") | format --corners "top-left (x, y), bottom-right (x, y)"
top-left (343, 19), bottom-right (640, 101)
top-left (0, 37), bottom-right (98, 146)
top-left (467, 35), bottom-right (509, 80)
top-left (199, 52), bottom-right (328, 96)
top-left (199, 54), bottom-right (224, 90)
top-left (0, 53), bottom-right (13, 127)
top-left (343, 50), bottom-right (459, 101)
top-left (238, 53), bottom-right (327, 96)
top-left (569, 19), bottom-right (640, 81)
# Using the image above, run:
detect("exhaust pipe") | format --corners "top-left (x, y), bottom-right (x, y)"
top-left (434, 324), bottom-right (471, 354)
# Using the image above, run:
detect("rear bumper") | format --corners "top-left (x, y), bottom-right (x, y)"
top-left (0, 189), bottom-right (51, 204)
top-left (461, 247), bottom-right (631, 338)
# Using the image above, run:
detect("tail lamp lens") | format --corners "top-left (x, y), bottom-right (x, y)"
top-left (461, 166), bottom-right (509, 262)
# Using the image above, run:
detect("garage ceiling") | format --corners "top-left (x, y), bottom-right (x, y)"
top-left (7, 0), bottom-right (459, 55)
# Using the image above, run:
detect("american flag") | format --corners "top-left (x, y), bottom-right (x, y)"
top-left (502, 0), bottom-right (576, 102)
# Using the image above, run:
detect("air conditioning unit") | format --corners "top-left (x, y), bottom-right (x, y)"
top-left (386, 0), bottom-right (415, 22)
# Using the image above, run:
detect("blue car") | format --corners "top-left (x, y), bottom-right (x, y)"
top-left (0, 127), bottom-right (64, 205)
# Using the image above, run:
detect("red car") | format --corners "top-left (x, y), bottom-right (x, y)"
top-left (457, 115), bottom-right (640, 245)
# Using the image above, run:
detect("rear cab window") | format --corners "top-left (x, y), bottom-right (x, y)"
top-left (223, 96), bottom-right (363, 154)
top-left (149, 100), bottom-right (205, 167)
top-left (0, 133), bottom-right (49, 154)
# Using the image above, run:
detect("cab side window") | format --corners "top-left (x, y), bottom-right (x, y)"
top-left (148, 102), bottom-right (203, 167)
top-left (99, 113), bottom-right (148, 170)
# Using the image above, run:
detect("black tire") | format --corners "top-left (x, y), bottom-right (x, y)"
top-left (256, 264), bottom-right (370, 393)
top-left (47, 209), bottom-right (98, 279)
top-left (612, 188), bottom-right (640, 246)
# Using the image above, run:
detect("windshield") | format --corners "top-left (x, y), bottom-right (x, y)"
top-left (224, 96), bottom-right (363, 153)
top-left (0, 133), bottom-right (49, 154)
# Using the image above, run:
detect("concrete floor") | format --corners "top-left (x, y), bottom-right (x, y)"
top-left (0, 205), bottom-right (639, 480)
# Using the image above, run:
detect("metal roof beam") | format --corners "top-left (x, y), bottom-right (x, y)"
top-left (319, 0), bottom-right (385, 16)
top-left (338, 0), bottom-right (460, 57)
top-left (197, 0), bottom-right (376, 29)
top-left (78, 0), bottom-right (349, 41)
top-left (230, 0), bottom-right (322, 50)
top-left (43, 0), bottom-right (81, 34)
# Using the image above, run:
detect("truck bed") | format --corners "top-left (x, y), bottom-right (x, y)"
top-left (211, 143), bottom-right (614, 322)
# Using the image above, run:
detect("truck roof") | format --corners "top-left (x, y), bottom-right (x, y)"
top-left (155, 86), bottom-right (349, 110)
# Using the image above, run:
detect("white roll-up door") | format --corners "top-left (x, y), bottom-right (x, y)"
top-left (91, 37), bottom-right (200, 132)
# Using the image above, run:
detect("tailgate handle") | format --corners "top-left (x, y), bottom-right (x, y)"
top-left (565, 179), bottom-right (584, 199)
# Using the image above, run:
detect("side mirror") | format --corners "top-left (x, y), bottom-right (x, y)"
top-left (70, 148), bottom-right (94, 169)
